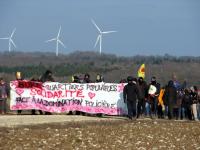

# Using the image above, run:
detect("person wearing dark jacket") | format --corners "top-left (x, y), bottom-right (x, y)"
top-left (123, 76), bottom-right (139, 120)
top-left (83, 73), bottom-right (92, 83)
top-left (164, 80), bottom-right (177, 119)
top-left (182, 89), bottom-right (192, 120)
top-left (137, 77), bottom-right (148, 118)
top-left (40, 70), bottom-right (55, 83)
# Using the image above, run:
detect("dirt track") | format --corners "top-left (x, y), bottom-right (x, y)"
top-left (0, 115), bottom-right (200, 150)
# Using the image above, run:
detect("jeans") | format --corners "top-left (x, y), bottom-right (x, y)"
top-left (178, 107), bottom-right (185, 119)
top-left (145, 102), bottom-right (150, 116)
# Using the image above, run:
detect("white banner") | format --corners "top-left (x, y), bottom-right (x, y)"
top-left (10, 80), bottom-right (128, 115)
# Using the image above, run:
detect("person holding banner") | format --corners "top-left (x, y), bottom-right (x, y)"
top-left (39, 70), bottom-right (55, 115)
top-left (123, 76), bottom-right (139, 120)
top-left (15, 72), bottom-right (23, 115)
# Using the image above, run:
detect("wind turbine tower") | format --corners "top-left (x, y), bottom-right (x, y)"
top-left (0, 28), bottom-right (17, 52)
top-left (91, 19), bottom-right (117, 54)
top-left (45, 26), bottom-right (65, 56)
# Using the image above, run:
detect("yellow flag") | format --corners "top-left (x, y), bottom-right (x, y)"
top-left (137, 64), bottom-right (145, 79)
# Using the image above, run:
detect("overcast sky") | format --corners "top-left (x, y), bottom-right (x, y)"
top-left (0, 0), bottom-right (199, 56)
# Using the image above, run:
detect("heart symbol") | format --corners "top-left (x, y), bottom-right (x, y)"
top-left (88, 92), bottom-right (96, 99)
top-left (16, 88), bottom-right (24, 96)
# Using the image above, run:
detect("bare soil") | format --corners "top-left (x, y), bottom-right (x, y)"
top-left (0, 116), bottom-right (200, 150)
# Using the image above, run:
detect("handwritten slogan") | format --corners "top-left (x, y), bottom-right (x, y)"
top-left (10, 80), bottom-right (128, 115)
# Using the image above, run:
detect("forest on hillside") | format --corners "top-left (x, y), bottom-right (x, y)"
top-left (0, 51), bottom-right (199, 87)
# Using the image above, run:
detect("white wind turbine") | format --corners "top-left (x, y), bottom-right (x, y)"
top-left (45, 26), bottom-right (65, 56)
top-left (0, 28), bottom-right (17, 52)
top-left (91, 19), bottom-right (117, 54)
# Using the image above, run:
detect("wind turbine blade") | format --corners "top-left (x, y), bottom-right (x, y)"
top-left (45, 38), bottom-right (56, 42)
top-left (94, 35), bottom-right (100, 48)
top-left (0, 37), bottom-right (9, 40)
top-left (102, 31), bottom-right (117, 34)
top-left (11, 28), bottom-right (16, 37)
top-left (58, 40), bottom-right (65, 48)
top-left (10, 39), bottom-right (16, 48)
top-left (57, 26), bottom-right (61, 38)
top-left (91, 19), bottom-right (101, 33)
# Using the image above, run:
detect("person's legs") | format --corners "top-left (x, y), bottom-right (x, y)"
top-left (145, 102), bottom-right (150, 117)
top-left (127, 101), bottom-right (133, 119)
top-left (31, 109), bottom-right (36, 115)
top-left (181, 107), bottom-right (185, 119)
top-left (196, 103), bottom-right (200, 120)
top-left (154, 98), bottom-right (158, 116)
top-left (150, 100), bottom-right (155, 118)
top-left (157, 105), bottom-right (162, 118)
top-left (142, 99), bottom-right (146, 115)
top-left (132, 100), bottom-right (136, 118)
top-left (17, 110), bottom-right (22, 115)
top-left (38, 110), bottom-right (43, 115)
top-left (137, 100), bottom-right (142, 118)
top-left (168, 104), bottom-right (173, 120)
top-left (192, 104), bottom-right (198, 121)
top-left (3, 99), bottom-right (6, 114)
top-left (174, 108), bottom-right (179, 120)
top-left (0, 100), bottom-right (3, 114)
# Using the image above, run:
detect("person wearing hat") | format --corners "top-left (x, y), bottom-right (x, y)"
top-left (123, 76), bottom-right (139, 120)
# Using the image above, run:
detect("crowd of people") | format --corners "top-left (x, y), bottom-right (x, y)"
top-left (123, 75), bottom-right (200, 121)
top-left (0, 70), bottom-right (199, 122)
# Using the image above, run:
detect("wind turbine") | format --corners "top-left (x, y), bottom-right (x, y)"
top-left (91, 19), bottom-right (117, 54)
top-left (45, 26), bottom-right (65, 56)
top-left (0, 28), bottom-right (16, 52)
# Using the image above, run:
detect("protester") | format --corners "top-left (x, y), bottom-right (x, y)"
top-left (96, 74), bottom-right (104, 117)
top-left (119, 79), bottom-right (127, 83)
top-left (0, 78), bottom-right (9, 114)
top-left (157, 86), bottom-right (165, 119)
top-left (177, 90), bottom-right (184, 120)
top-left (190, 86), bottom-right (198, 121)
top-left (96, 74), bottom-right (104, 82)
top-left (173, 90), bottom-right (183, 120)
top-left (15, 72), bottom-right (23, 115)
top-left (147, 76), bottom-right (160, 118)
top-left (182, 89), bottom-right (192, 120)
top-left (30, 76), bottom-right (43, 115)
top-left (123, 76), bottom-right (139, 120)
top-left (83, 73), bottom-right (92, 83)
top-left (137, 77), bottom-right (148, 118)
top-left (40, 70), bottom-right (55, 83)
top-left (40, 70), bottom-right (55, 115)
top-left (197, 89), bottom-right (200, 120)
top-left (164, 80), bottom-right (177, 119)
